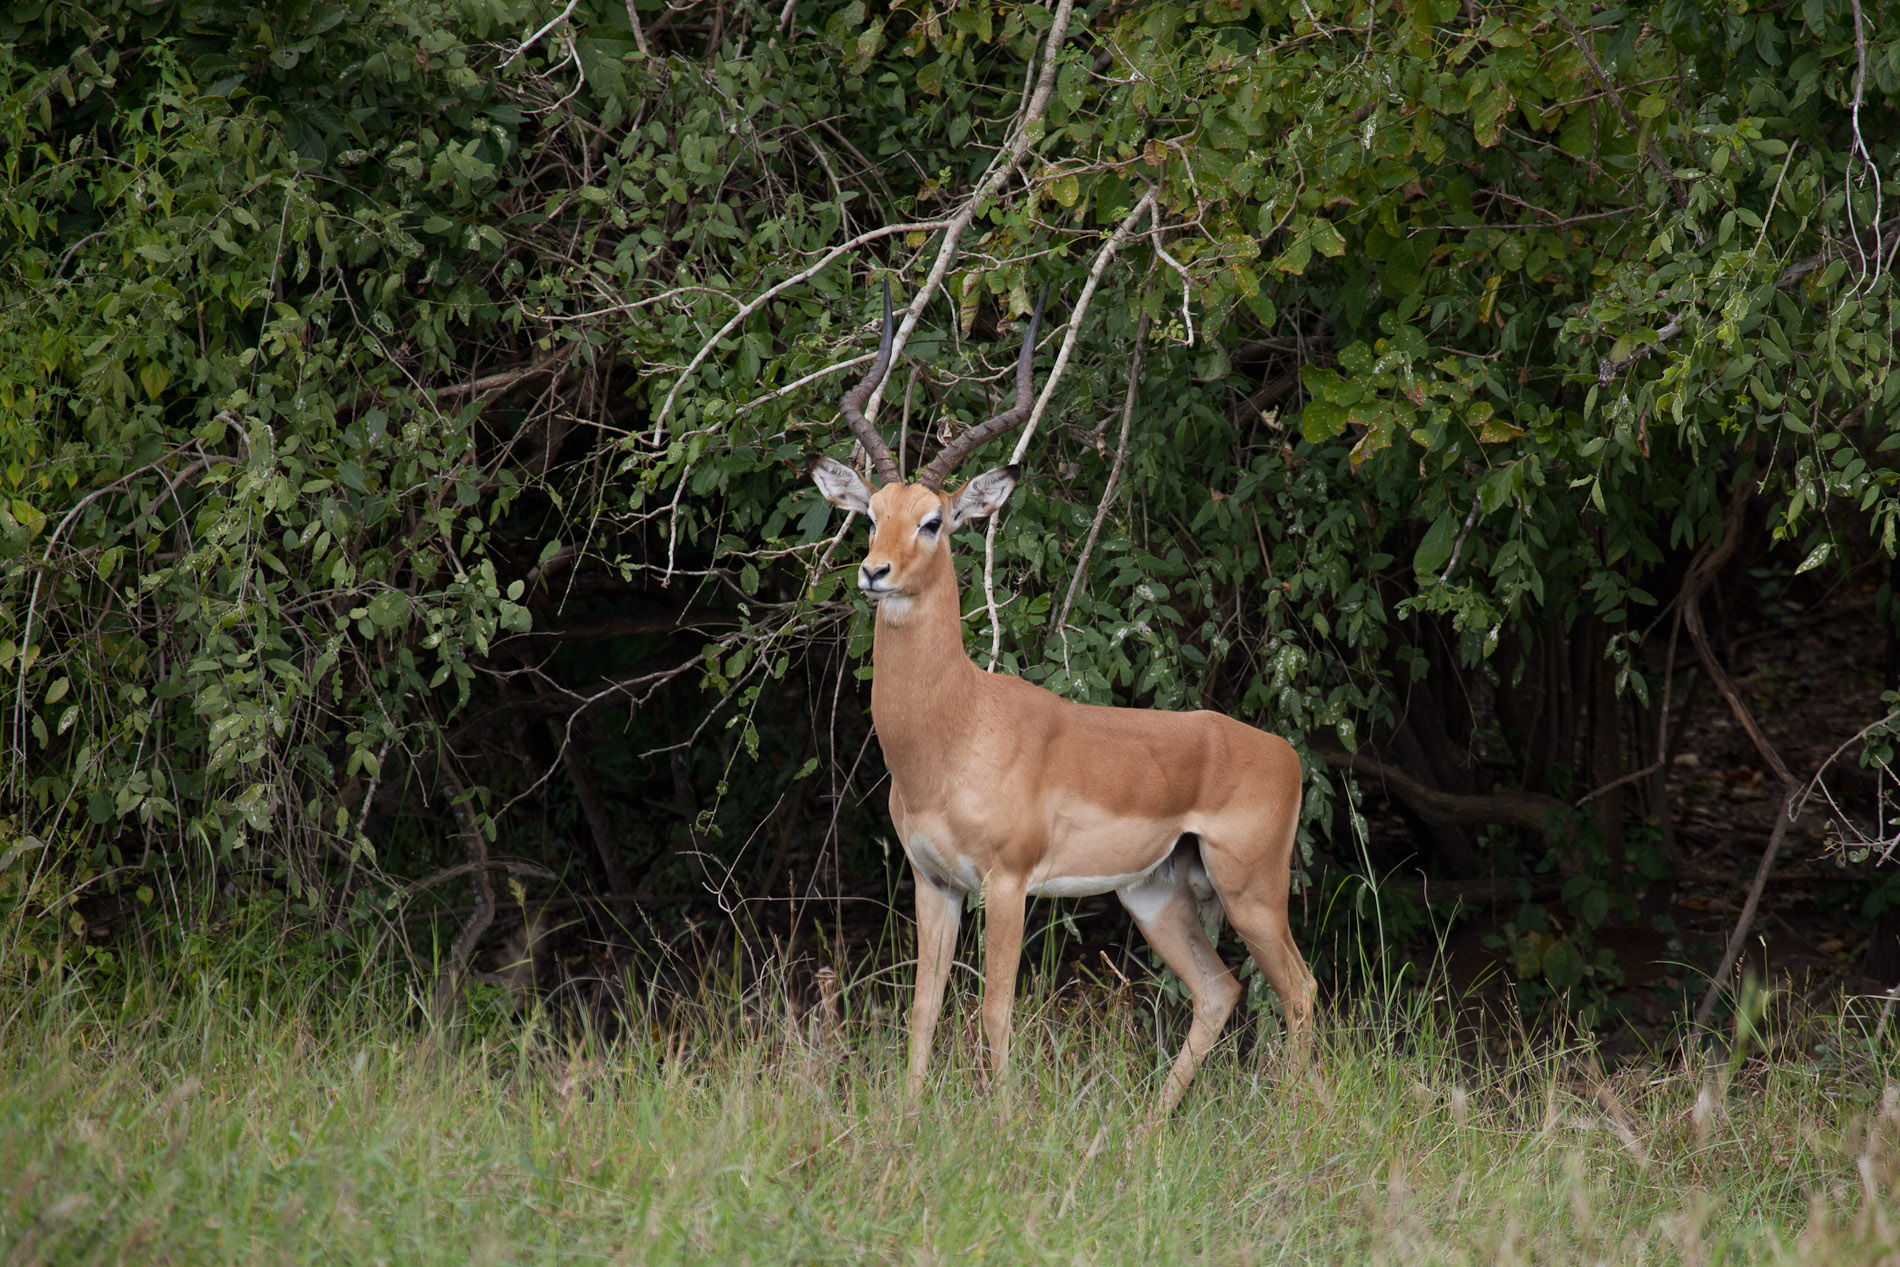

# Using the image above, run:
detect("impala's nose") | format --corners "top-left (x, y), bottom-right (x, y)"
top-left (859, 562), bottom-right (891, 591)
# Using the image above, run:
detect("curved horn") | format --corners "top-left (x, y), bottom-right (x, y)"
top-left (917, 286), bottom-right (1046, 491)
top-left (837, 278), bottom-right (902, 487)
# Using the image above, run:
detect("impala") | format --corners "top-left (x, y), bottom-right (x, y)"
top-left (806, 284), bottom-right (1316, 1115)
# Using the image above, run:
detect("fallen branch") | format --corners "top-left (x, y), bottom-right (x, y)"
top-left (1315, 746), bottom-right (1575, 840)
top-left (434, 345), bottom-right (574, 401)
top-left (1691, 786), bottom-right (1799, 1030)
top-left (403, 858), bottom-right (559, 897)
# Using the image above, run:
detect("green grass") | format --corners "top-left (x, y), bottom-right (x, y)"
top-left (2, 944), bottom-right (1898, 1264)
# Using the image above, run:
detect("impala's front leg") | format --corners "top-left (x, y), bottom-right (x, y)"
top-left (979, 874), bottom-right (1027, 1085)
top-left (908, 869), bottom-right (962, 1100)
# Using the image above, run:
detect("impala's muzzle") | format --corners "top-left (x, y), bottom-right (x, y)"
top-left (859, 561), bottom-right (893, 595)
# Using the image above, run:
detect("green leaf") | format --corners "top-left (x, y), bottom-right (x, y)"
top-left (1541, 938), bottom-right (1585, 989)
top-left (1308, 220), bottom-right (1346, 257)
top-left (364, 591), bottom-right (410, 632)
top-left (1299, 399), bottom-right (1347, 443)
top-left (1660, 0), bottom-right (1707, 50)
top-left (1274, 237), bottom-right (1312, 275)
top-left (1471, 84), bottom-right (1512, 148)
top-left (1558, 110), bottom-right (1594, 159)
top-left (1413, 511), bottom-right (1458, 576)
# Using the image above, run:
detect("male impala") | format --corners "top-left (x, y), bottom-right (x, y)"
top-left (806, 285), bottom-right (1316, 1115)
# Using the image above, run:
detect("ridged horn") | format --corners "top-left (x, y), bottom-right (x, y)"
top-left (916, 286), bottom-right (1046, 490)
top-left (837, 278), bottom-right (902, 487)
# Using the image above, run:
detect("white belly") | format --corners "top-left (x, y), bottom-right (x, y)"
top-left (903, 824), bottom-right (1201, 920)
top-left (1027, 868), bottom-right (1156, 899)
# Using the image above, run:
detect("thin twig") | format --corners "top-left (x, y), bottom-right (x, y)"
top-left (626, 0), bottom-right (650, 56)
top-left (1683, 471), bottom-right (1801, 1030)
top-left (1010, 188), bottom-right (1158, 465)
top-left (1552, 8), bottom-right (1688, 210)
top-left (503, 0), bottom-right (582, 68)
top-left (979, 186), bottom-right (1158, 668)
top-left (1055, 310), bottom-right (1149, 642)
top-left (10, 441), bottom-right (211, 796)
top-left (1148, 198), bottom-right (1193, 346)
top-left (860, 0), bottom-right (1077, 425)
top-left (731, 352), bottom-right (875, 418)
top-left (431, 769), bottom-right (498, 1023)
top-left (434, 346), bottom-right (573, 401)
top-left (1597, 314), bottom-right (1683, 387)
top-left (1692, 786), bottom-right (1798, 1030)
top-left (647, 219), bottom-right (952, 440)
top-left (1438, 497), bottom-right (1483, 583)
top-left (1845, 0), bottom-right (1881, 293)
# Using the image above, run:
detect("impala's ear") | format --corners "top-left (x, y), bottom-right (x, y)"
top-left (949, 464), bottom-right (1019, 528)
top-left (806, 453), bottom-right (874, 514)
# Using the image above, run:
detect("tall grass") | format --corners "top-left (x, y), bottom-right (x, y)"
top-left (2, 920), bottom-right (1898, 1264)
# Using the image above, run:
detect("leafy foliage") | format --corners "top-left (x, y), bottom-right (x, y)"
top-left (1, 0), bottom-right (1896, 1008)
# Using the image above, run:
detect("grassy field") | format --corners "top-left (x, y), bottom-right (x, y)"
top-left (2, 941), bottom-right (1898, 1265)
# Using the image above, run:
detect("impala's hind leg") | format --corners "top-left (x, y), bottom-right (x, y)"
top-left (1119, 863), bottom-right (1242, 1118)
top-left (1203, 819), bottom-right (1317, 1064)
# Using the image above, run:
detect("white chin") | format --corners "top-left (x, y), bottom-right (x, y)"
top-left (874, 593), bottom-right (912, 617)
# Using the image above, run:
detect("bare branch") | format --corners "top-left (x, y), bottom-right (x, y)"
top-left (503, 0), bottom-right (582, 68)
top-left (1009, 187), bottom-right (1159, 465)
top-left (1055, 309), bottom-right (1149, 641)
top-left (647, 218), bottom-right (952, 439)
top-left (1597, 314), bottom-right (1683, 387)
top-left (860, 0), bottom-right (1078, 424)
top-left (434, 346), bottom-right (574, 402)
top-left (1692, 786), bottom-right (1799, 1030)
top-left (975, 186), bottom-right (1160, 667)
top-left (1552, 8), bottom-right (1688, 210)
top-left (1316, 745), bottom-right (1575, 840)
top-left (731, 352), bottom-right (875, 417)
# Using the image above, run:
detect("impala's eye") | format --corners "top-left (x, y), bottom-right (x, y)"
top-left (919, 517), bottom-right (942, 537)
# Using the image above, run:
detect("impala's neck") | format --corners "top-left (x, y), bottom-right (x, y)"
top-left (869, 554), bottom-right (977, 743)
